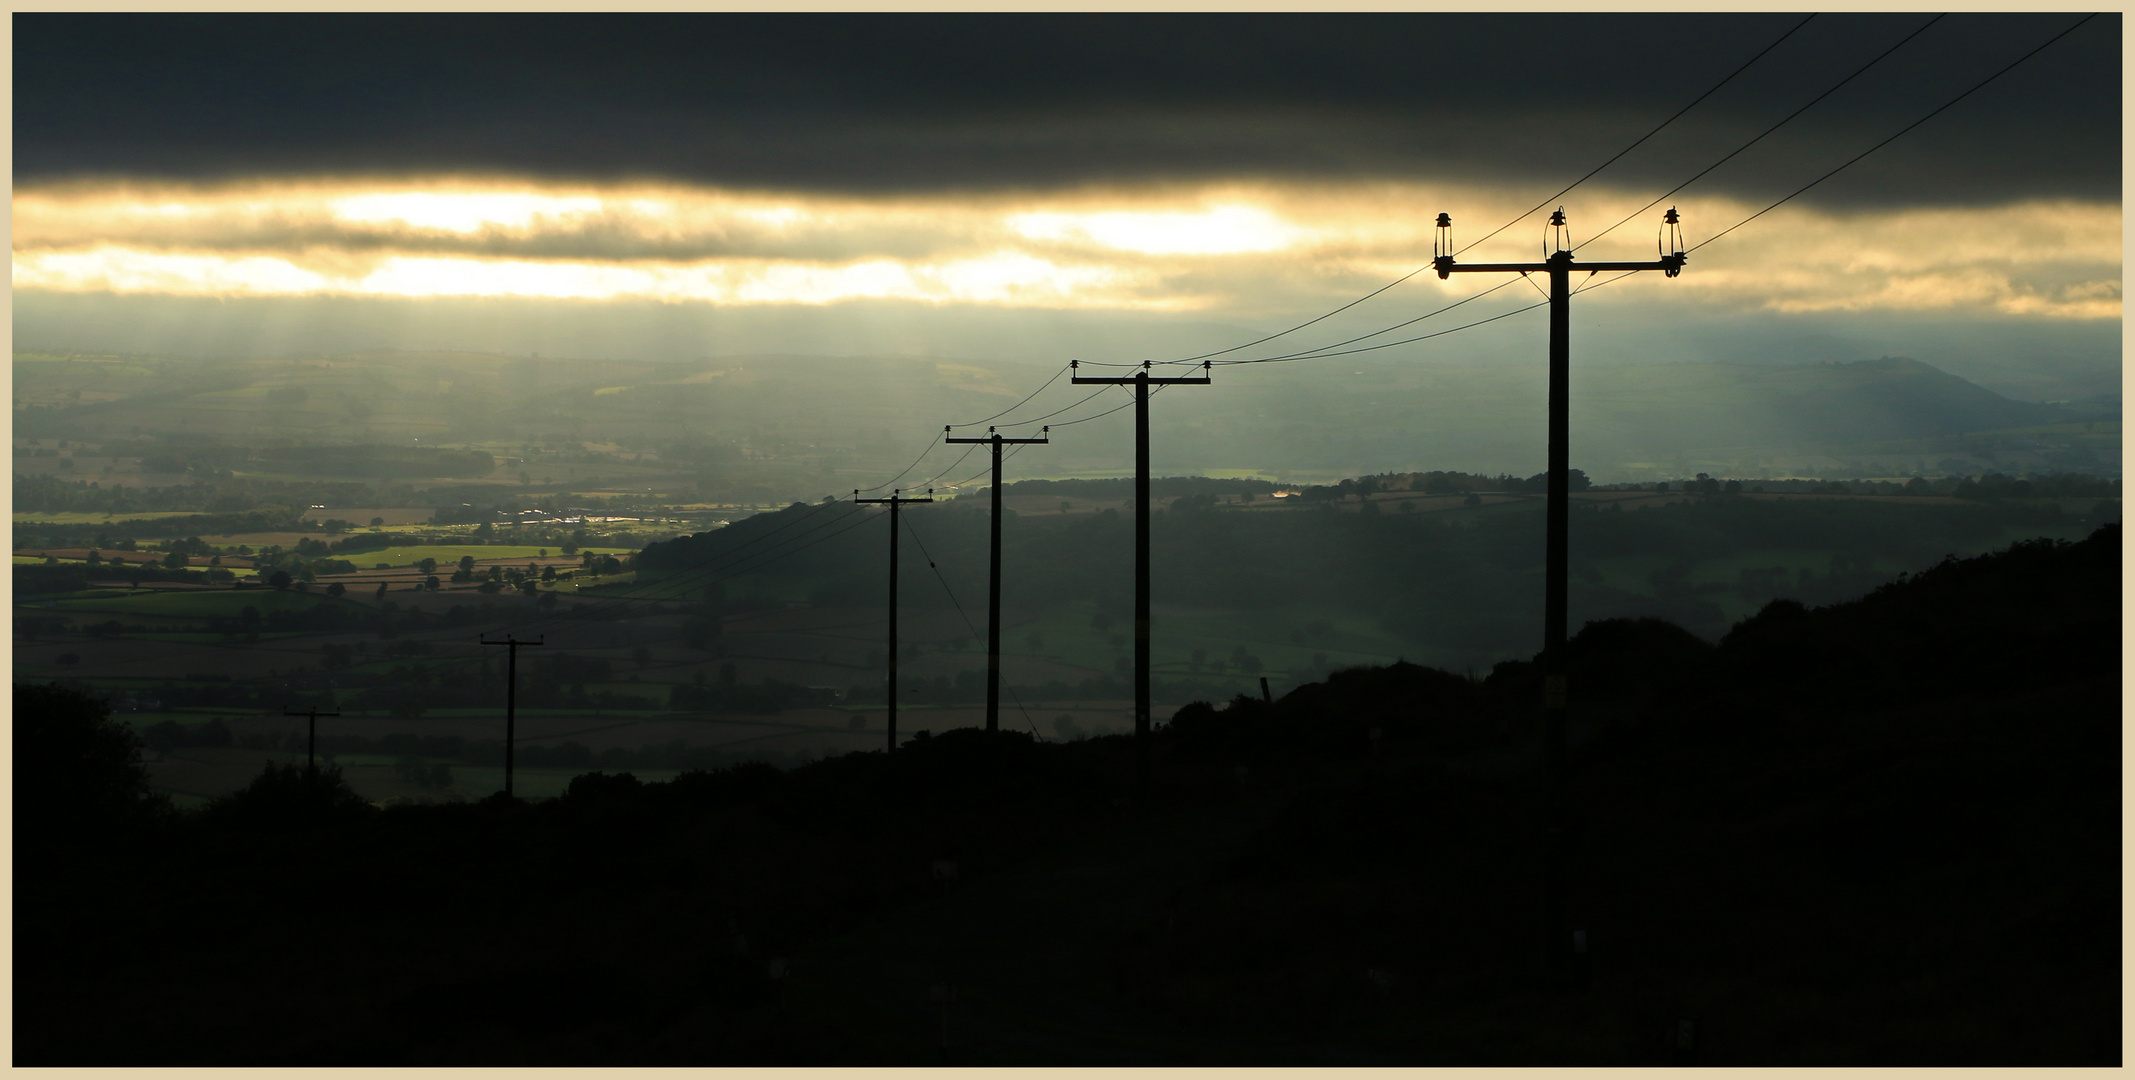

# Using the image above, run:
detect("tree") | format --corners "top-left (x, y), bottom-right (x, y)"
top-left (201, 762), bottom-right (376, 832)
top-left (162, 550), bottom-right (188, 570)
top-left (424, 575), bottom-right (441, 591)
top-left (458, 555), bottom-right (476, 573)
top-left (269, 570), bottom-right (292, 590)
top-left (417, 557), bottom-right (438, 575)
top-left (375, 581), bottom-right (389, 600)
top-left (519, 579), bottom-right (539, 598)
top-left (370, 517), bottom-right (385, 528)
top-left (541, 565), bottom-right (558, 582)
top-left (14, 683), bottom-right (166, 851)
top-left (326, 582), bottom-right (346, 598)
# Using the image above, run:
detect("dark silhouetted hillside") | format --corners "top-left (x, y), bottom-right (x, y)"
top-left (12, 526), bottom-right (2118, 1064)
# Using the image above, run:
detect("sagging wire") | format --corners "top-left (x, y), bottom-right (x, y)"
top-left (946, 363), bottom-right (1072, 428)
top-left (899, 512), bottom-right (1045, 741)
top-left (1118, 15), bottom-right (1816, 370)
top-left (1573, 13), bottom-right (1947, 255)
top-left (1202, 276), bottom-right (1528, 368)
top-left (1454, 13), bottom-right (1819, 259)
top-left (993, 384), bottom-right (1118, 428)
top-left (1690, 12), bottom-right (2099, 256)
top-left (857, 428), bottom-right (947, 493)
top-left (1211, 297), bottom-right (1551, 367)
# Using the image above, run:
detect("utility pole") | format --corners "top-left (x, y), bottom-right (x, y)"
top-left (944, 426), bottom-right (1050, 732)
top-left (480, 634), bottom-right (544, 797)
top-left (853, 488), bottom-right (933, 752)
top-left (1434, 207), bottom-right (1685, 981)
top-left (1069, 360), bottom-right (1213, 802)
top-left (283, 705), bottom-right (340, 773)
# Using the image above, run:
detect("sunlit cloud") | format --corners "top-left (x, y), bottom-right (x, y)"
top-left (12, 245), bottom-right (1170, 309)
top-left (330, 191), bottom-right (606, 233)
top-left (10, 179), bottom-right (2119, 319)
top-left (1007, 205), bottom-right (1310, 255)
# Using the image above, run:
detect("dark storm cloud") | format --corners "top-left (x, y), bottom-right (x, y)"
top-left (14, 12), bottom-right (2118, 207)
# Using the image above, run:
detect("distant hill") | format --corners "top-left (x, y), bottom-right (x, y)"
top-left (12, 350), bottom-right (2108, 490)
top-left (1574, 357), bottom-right (2071, 451)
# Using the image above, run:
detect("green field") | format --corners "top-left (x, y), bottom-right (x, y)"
top-left (13, 510), bottom-right (213, 525)
top-left (996, 600), bottom-right (1419, 691)
top-left (331, 544), bottom-right (635, 568)
top-left (1590, 553), bottom-right (1674, 597)
top-left (39, 588), bottom-right (342, 617)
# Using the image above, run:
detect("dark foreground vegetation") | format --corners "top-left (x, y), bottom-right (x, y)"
top-left (15, 525), bottom-right (2118, 1065)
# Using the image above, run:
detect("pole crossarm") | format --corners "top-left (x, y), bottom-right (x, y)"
top-left (1434, 255), bottom-right (1686, 277)
top-left (283, 705), bottom-right (340, 773)
top-left (853, 488), bottom-right (934, 752)
top-left (943, 430), bottom-right (1050, 733)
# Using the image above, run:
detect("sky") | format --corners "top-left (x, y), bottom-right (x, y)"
top-left (12, 13), bottom-right (2122, 401)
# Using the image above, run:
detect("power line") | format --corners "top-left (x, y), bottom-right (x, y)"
top-left (489, 500), bottom-right (874, 638)
top-left (1454, 13), bottom-right (1819, 258)
top-left (1561, 12), bottom-right (2102, 294)
top-left (857, 429), bottom-right (948, 493)
top-left (1209, 275), bottom-right (1528, 367)
top-left (994, 384), bottom-right (1119, 428)
top-left (899, 512), bottom-right (1044, 740)
top-left (1047, 389), bottom-right (1151, 427)
top-left (1213, 295), bottom-right (1552, 367)
top-left (1574, 13), bottom-right (1947, 254)
top-left (1691, 12), bottom-right (2100, 254)
top-left (1127, 14), bottom-right (1816, 368)
top-left (945, 362), bottom-right (1072, 428)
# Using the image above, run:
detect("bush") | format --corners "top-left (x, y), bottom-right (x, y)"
top-left (201, 762), bottom-right (376, 832)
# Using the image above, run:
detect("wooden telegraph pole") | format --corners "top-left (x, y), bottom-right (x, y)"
top-left (283, 705), bottom-right (340, 773)
top-left (943, 426), bottom-right (1050, 732)
top-left (853, 488), bottom-right (934, 752)
top-left (1068, 360), bottom-right (1212, 802)
top-left (1433, 206), bottom-right (1685, 981)
top-left (480, 634), bottom-right (544, 797)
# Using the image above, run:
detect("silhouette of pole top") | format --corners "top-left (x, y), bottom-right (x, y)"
top-left (1433, 207), bottom-right (1686, 278)
top-left (854, 487), bottom-right (933, 504)
top-left (946, 423), bottom-right (1049, 445)
top-left (1070, 358), bottom-right (1213, 385)
top-left (480, 634), bottom-right (545, 645)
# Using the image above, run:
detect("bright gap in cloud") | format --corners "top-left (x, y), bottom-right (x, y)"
top-left (1008, 204), bottom-right (1309, 255)
top-left (330, 192), bottom-right (606, 233)
top-left (10, 180), bottom-right (2120, 319)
